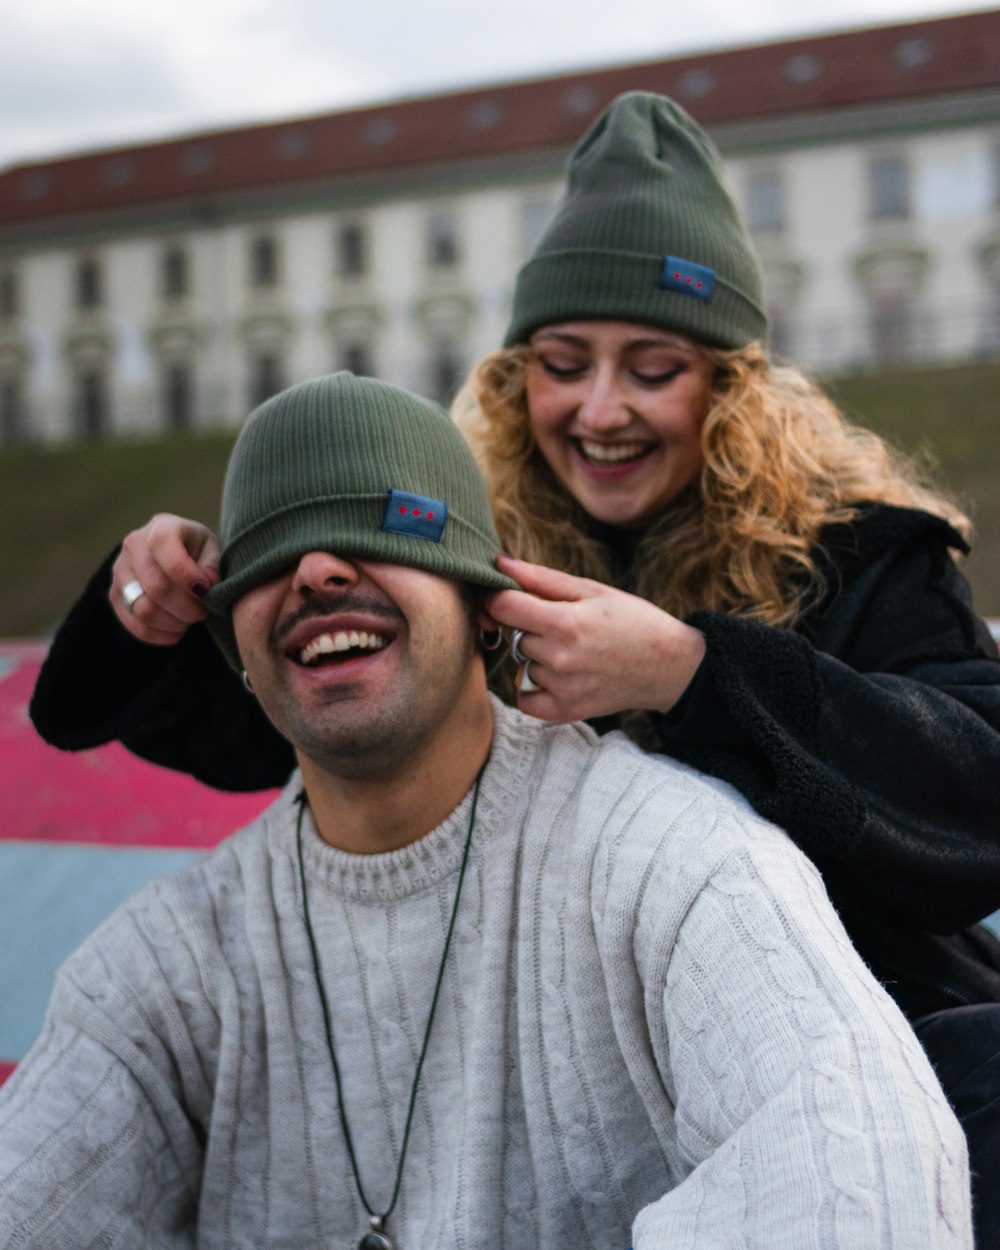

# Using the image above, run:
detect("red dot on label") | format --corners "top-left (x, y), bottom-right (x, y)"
top-left (413, 509), bottom-right (421, 517)
top-left (696, 281), bottom-right (703, 288)
top-left (399, 506), bottom-right (407, 514)
top-left (685, 276), bottom-right (692, 283)
top-left (674, 271), bottom-right (681, 279)
top-left (427, 512), bottom-right (434, 520)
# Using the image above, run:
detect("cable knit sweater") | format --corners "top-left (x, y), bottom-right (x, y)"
top-left (0, 701), bottom-right (971, 1249)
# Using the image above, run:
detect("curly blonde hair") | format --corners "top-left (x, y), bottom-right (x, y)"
top-left (455, 342), bottom-right (969, 629)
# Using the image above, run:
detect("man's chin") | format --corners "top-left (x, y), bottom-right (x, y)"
top-left (293, 718), bottom-right (424, 782)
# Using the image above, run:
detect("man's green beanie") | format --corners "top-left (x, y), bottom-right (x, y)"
top-left (505, 91), bottom-right (766, 349)
top-left (205, 372), bottom-right (515, 669)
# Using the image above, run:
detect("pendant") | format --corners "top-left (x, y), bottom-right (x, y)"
top-left (359, 1215), bottom-right (394, 1250)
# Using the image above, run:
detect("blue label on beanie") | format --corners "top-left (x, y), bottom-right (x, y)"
top-left (383, 490), bottom-right (448, 542)
top-left (658, 256), bottom-right (715, 302)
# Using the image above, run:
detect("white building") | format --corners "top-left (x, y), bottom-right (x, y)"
top-left (1, 10), bottom-right (999, 446)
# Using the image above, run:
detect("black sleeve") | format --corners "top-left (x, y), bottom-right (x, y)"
top-left (29, 550), bottom-right (294, 792)
top-left (655, 526), bottom-right (1000, 933)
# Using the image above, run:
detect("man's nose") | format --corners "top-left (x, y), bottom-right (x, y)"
top-left (291, 551), bottom-right (361, 597)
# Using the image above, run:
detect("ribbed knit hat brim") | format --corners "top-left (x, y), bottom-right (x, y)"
top-left (205, 372), bottom-right (514, 669)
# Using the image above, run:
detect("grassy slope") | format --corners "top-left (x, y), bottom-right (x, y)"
top-left (0, 433), bottom-right (235, 637)
top-left (1, 360), bottom-right (998, 638)
top-left (824, 362), bottom-right (1000, 616)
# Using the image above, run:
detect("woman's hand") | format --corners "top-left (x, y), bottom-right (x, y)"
top-left (109, 514), bottom-right (222, 645)
top-left (488, 553), bottom-right (706, 723)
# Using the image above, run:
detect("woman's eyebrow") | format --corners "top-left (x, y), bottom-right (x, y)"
top-left (531, 332), bottom-right (692, 352)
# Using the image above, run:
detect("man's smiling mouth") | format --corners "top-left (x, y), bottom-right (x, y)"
top-left (297, 630), bottom-right (390, 667)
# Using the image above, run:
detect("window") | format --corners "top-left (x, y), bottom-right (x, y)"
top-left (870, 293), bottom-right (915, 363)
top-left (250, 235), bottom-right (279, 288)
top-left (103, 156), bottom-right (136, 187)
top-left (162, 361), bottom-right (194, 431)
top-left (429, 343), bottom-right (463, 406)
top-left (992, 142), bottom-right (1000, 210)
top-left (364, 117), bottom-right (396, 147)
top-left (0, 270), bottom-right (18, 318)
top-left (0, 374), bottom-right (24, 444)
top-left (521, 198), bottom-right (555, 257)
top-left (869, 156), bottom-right (910, 220)
top-left (467, 99), bottom-right (502, 130)
top-left (766, 305), bottom-right (794, 362)
top-left (249, 350), bottom-right (284, 408)
top-left (563, 85), bottom-right (598, 116)
top-left (162, 247), bottom-right (189, 301)
top-left (745, 170), bottom-right (785, 233)
top-left (676, 69), bottom-right (715, 100)
top-left (984, 283), bottom-right (1000, 354)
top-left (337, 223), bottom-right (367, 279)
top-left (182, 143), bottom-right (215, 176)
top-left (76, 258), bottom-right (102, 310)
top-left (893, 38), bottom-right (932, 70)
top-left (75, 367), bottom-right (108, 440)
top-left (340, 342), bottom-right (373, 377)
top-left (426, 211), bottom-right (459, 269)
top-left (783, 54), bottom-right (821, 84)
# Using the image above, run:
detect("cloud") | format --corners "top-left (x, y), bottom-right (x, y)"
top-left (0, 18), bottom-right (194, 163)
top-left (265, 0), bottom-right (727, 96)
top-left (3, 0), bottom-right (999, 168)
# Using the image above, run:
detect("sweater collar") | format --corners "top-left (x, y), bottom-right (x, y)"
top-left (269, 697), bottom-right (542, 902)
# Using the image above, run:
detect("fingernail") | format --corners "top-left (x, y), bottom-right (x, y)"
top-left (191, 582), bottom-right (209, 600)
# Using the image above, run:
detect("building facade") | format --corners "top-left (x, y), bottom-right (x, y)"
top-left (1, 10), bottom-right (1000, 446)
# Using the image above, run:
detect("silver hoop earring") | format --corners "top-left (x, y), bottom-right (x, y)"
top-left (241, 670), bottom-right (255, 695)
top-left (479, 627), bottom-right (503, 652)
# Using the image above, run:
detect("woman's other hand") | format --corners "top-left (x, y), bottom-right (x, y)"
top-left (488, 553), bottom-right (706, 722)
top-left (110, 514), bottom-right (221, 645)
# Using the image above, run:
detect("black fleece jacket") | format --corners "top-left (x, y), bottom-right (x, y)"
top-left (30, 504), bottom-right (1000, 1018)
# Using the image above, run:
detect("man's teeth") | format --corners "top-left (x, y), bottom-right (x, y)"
top-left (580, 440), bottom-right (650, 464)
top-left (299, 631), bottom-right (388, 665)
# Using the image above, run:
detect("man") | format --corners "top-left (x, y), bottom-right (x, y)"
top-left (0, 373), bottom-right (971, 1248)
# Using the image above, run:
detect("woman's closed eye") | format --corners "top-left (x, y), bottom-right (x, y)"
top-left (631, 366), bottom-right (684, 386)
top-left (536, 355), bottom-right (587, 380)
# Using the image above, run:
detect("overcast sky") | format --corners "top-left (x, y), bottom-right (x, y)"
top-left (2, 0), bottom-right (997, 170)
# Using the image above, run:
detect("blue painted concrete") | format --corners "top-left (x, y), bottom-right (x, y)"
top-left (0, 842), bottom-right (202, 1062)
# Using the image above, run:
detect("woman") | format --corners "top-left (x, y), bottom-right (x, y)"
top-left (32, 92), bottom-right (1000, 1236)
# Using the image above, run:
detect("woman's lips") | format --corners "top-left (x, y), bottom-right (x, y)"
top-left (578, 438), bottom-right (652, 464)
top-left (571, 438), bottom-right (656, 477)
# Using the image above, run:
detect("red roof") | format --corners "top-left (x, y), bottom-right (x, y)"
top-left (1, 11), bottom-right (999, 229)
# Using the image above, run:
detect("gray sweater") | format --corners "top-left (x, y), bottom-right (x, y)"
top-left (0, 701), bottom-right (971, 1248)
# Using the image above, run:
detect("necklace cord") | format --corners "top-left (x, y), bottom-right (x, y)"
top-left (295, 759), bottom-right (487, 1227)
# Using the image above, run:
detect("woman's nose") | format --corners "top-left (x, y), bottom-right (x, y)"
top-left (576, 374), bottom-right (631, 432)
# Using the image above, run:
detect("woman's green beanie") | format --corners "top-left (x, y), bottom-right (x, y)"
top-left (205, 372), bottom-right (515, 669)
top-left (505, 91), bottom-right (767, 349)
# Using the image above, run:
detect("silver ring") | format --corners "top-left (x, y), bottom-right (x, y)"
top-left (517, 660), bottom-right (541, 694)
top-left (509, 628), bottom-right (529, 665)
top-left (122, 579), bottom-right (146, 613)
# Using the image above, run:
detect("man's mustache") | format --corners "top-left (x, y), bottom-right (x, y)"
top-left (275, 593), bottom-right (406, 647)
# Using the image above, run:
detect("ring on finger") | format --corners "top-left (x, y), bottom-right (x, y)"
top-left (517, 660), bottom-right (542, 694)
top-left (509, 628), bottom-right (529, 665)
top-left (122, 579), bottom-right (146, 613)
